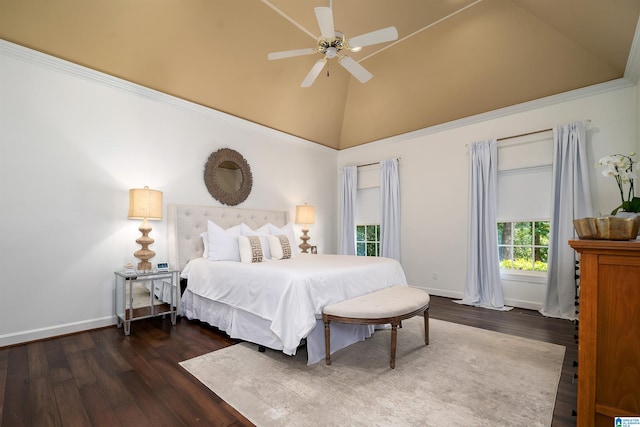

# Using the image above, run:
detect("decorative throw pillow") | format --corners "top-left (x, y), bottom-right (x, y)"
top-left (238, 235), bottom-right (264, 263)
top-left (268, 223), bottom-right (297, 257)
top-left (267, 234), bottom-right (292, 260)
top-left (240, 223), bottom-right (272, 259)
top-left (206, 220), bottom-right (242, 262)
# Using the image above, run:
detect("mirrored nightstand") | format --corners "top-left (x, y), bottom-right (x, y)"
top-left (114, 270), bottom-right (178, 335)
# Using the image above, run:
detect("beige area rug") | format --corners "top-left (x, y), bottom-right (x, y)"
top-left (180, 318), bottom-right (565, 427)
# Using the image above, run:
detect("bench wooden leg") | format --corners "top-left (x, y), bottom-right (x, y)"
top-left (324, 320), bottom-right (331, 365)
top-left (424, 309), bottom-right (429, 345)
top-left (390, 321), bottom-right (398, 369)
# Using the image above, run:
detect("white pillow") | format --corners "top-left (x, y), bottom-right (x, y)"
top-left (207, 220), bottom-right (242, 261)
top-left (240, 223), bottom-right (272, 259)
top-left (238, 235), bottom-right (264, 263)
top-left (268, 223), bottom-right (298, 256)
top-left (267, 234), bottom-right (293, 260)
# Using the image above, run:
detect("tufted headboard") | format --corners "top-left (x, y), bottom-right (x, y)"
top-left (167, 204), bottom-right (289, 272)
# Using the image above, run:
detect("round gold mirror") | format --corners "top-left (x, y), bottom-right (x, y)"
top-left (204, 148), bottom-right (252, 206)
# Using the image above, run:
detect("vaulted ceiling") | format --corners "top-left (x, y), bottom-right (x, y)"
top-left (1, 0), bottom-right (639, 149)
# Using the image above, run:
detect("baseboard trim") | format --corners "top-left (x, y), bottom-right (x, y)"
top-left (502, 298), bottom-right (542, 311)
top-left (0, 316), bottom-right (117, 348)
top-left (424, 287), bottom-right (543, 311)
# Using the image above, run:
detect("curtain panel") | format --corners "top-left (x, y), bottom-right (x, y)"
top-left (540, 121), bottom-right (593, 320)
top-left (380, 159), bottom-right (401, 260)
top-left (458, 140), bottom-right (510, 310)
top-left (339, 166), bottom-right (357, 255)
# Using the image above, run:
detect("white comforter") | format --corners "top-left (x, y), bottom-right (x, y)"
top-left (181, 254), bottom-right (408, 355)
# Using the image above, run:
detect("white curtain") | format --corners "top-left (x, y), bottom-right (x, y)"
top-left (380, 159), bottom-right (400, 260)
top-left (540, 121), bottom-right (593, 320)
top-left (458, 140), bottom-right (510, 310)
top-left (339, 166), bottom-right (357, 255)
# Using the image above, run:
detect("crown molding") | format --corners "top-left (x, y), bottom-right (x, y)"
top-left (0, 39), bottom-right (334, 154)
top-left (342, 77), bottom-right (635, 153)
top-left (2, 38), bottom-right (635, 156)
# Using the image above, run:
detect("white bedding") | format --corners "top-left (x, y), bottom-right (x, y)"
top-left (181, 253), bottom-right (408, 361)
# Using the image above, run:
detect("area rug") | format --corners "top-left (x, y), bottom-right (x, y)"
top-left (180, 318), bottom-right (565, 427)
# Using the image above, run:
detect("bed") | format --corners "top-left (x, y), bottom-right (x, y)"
top-left (168, 204), bottom-right (408, 364)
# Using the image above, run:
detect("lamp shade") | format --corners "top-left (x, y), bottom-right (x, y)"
top-left (128, 186), bottom-right (163, 220)
top-left (295, 204), bottom-right (315, 225)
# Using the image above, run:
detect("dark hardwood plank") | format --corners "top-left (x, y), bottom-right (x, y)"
top-left (0, 348), bottom-right (7, 423)
top-left (79, 384), bottom-right (123, 427)
top-left (52, 379), bottom-right (91, 427)
top-left (83, 348), bottom-right (134, 408)
top-left (2, 346), bottom-right (31, 427)
top-left (117, 370), bottom-right (185, 426)
top-left (0, 296), bottom-right (576, 427)
top-left (29, 376), bottom-right (61, 427)
top-left (26, 342), bottom-right (49, 380)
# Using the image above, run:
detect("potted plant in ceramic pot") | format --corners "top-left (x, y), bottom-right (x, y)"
top-left (596, 152), bottom-right (640, 216)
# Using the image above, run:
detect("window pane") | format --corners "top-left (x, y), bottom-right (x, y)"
top-left (514, 222), bottom-right (532, 245)
top-left (366, 225), bottom-right (377, 241)
top-left (356, 242), bottom-right (365, 256)
top-left (534, 221), bottom-right (550, 246)
top-left (375, 225), bottom-right (380, 241)
top-left (356, 226), bottom-right (365, 241)
top-left (513, 247), bottom-right (533, 270)
top-left (366, 243), bottom-right (377, 256)
top-left (498, 222), bottom-right (512, 245)
top-left (499, 246), bottom-right (512, 269)
top-left (534, 247), bottom-right (548, 271)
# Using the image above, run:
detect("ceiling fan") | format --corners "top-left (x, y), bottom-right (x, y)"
top-left (267, 6), bottom-right (398, 87)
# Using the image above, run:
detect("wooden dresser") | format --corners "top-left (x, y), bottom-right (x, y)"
top-left (569, 239), bottom-right (640, 427)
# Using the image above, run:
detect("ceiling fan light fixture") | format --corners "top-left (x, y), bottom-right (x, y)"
top-left (267, 6), bottom-right (398, 87)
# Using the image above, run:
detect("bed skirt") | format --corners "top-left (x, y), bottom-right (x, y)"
top-left (181, 289), bottom-right (375, 365)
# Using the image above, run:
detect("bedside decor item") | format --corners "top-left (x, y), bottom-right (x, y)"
top-left (295, 203), bottom-right (315, 253)
top-left (595, 152), bottom-right (639, 215)
top-left (128, 186), bottom-right (163, 271)
top-left (204, 148), bottom-right (252, 206)
top-left (573, 216), bottom-right (640, 240)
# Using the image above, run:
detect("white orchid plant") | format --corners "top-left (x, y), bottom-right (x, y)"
top-left (596, 152), bottom-right (639, 214)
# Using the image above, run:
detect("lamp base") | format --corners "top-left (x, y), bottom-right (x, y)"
top-left (134, 218), bottom-right (156, 271)
top-left (299, 228), bottom-right (311, 253)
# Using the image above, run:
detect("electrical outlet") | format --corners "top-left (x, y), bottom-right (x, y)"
top-left (432, 272), bottom-right (438, 280)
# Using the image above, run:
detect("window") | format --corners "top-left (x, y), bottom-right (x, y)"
top-left (498, 221), bottom-right (550, 272)
top-left (356, 224), bottom-right (380, 256)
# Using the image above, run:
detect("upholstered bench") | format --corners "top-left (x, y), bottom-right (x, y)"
top-left (322, 286), bottom-right (430, 369)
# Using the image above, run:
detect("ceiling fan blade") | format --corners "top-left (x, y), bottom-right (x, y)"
top-left (348, 26), bottom-right (398, 49)
top-left (314, 7), bottom-right (335, 39)
top-left (339, 56), bottom-right (373, 84)
top-left (301, 59), bottom-right (326, 87)
top-left (268, 48), bottom-right (316, 61)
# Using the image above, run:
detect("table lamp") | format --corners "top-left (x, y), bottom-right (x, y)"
top-left (128, 186), bottom-right (163, 271)
top-left (295, 203), bottom-right (315, 253)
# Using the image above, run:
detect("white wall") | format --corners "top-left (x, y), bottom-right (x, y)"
top-left (1, 41), bottom-right (638, 346)
top-left (338, 81), bottom-right (638, 309)
top-left (0, 41), bottom-right (338, 346)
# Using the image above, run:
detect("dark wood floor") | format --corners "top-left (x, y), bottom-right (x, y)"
top-left (0, 296), bottom-right (577, 426)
